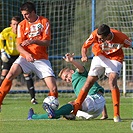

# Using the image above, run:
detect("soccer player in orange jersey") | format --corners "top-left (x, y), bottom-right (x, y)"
top-left (0, 2), bottom-right (58, 111)
top-left (72, 24), bottom-right (132, 122)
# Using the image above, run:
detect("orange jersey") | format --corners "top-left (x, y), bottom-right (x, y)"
top-left (83, 29), bottom-right (132, 63)
top-left (17, 16), bottom-right (51, 60)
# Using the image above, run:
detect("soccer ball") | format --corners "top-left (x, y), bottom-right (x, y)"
top-left (43, 96), bottom-right (59, 111)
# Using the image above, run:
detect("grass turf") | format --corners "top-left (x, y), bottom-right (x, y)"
top-left (0, 93), bottom-right (132, 133)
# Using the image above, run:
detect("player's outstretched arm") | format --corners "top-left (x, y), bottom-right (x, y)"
top-left (81, 46), bottom-right (88, 62)
top-left (63, 53), bottom-right (85, 73)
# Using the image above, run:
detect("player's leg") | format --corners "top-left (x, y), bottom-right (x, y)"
top-left (34, 59), bottom-right (58, 98)
top-left (73, 76), bottom-right (98, 115)
top-left (0, 55), bottom-right (18, 85)
top-left (72, 56), bottom-right (103, 115)
top-left (28, 104), bottom-right (73, 120)
top-left (44, 76), bottom-right (58, 98)
top-left (76, 96), bottom-right (95, 119)
top-left (55, 103), bottom-right (73, 118)
top-left (76, 110), bottom-right (93, 119)
top-left (91, 94), bottom-right (106, 119)
top-left (0, 69), bottom-right (8, 85)
top-left (0, 63), bottom-right (22, 106)
top-left (100, 105), bottom-right (108, 120)
top-left (23, 73), bottom-right (37, 104)
top-left (0, 62), bottom-right (9, 85)
top-left (78, 94), bottom-right (105, 119)
top-left (104, 59), bottom-right (122, 122)
top-left (109, 73), bottom-right (121, 122)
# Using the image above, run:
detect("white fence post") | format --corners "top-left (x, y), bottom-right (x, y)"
top-left (123, 61), bottom-right (126, 96)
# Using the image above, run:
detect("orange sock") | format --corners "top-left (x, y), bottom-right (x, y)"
top-left (48, 92), bottom-right (51, 96)
top-left (111, 89), bottom-right (120, 117)
top-left (0, 78), bottom-right (12, 105)
top-left (73, 89), bottom-right (88, 115)
top-left (49, 91), bottom-right (58, 98)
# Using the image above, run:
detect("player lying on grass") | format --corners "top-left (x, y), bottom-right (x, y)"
top-left (27, 53), bottom-right (108, 120)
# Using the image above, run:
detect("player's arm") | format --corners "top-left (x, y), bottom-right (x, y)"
top-left (0, 32), bottom-right (5, 50)
top-left (81, 46), bottom-right (88, 62)
top-left (33, 39), bottom-right (50, 47)
top-left (121, 33), bottom-right (132, 49)
top-left (63, 53), bottom-right (85, 73)
top-left (34, 19), bottom-right (51, 47)
top-left (20, 39), bottom-right (50, 47)
top-left (81, 32), bottom-right (95, 62)
top-left (17, 44), bottom-right (34, 62)
top-left (0, 40), bottom-right (4, 51)
top-left (18, 20), bottom-right (51, 47)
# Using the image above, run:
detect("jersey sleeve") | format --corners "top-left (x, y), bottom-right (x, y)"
top-left (41, 18), bottom-right (51, 40)
top-left (17, 24), bottom-right (25, 45)
top-left (0, 29), bottom-right (7, 50)
top-left (0, 33), bottom-right (4, 50)
top-left (123, 37), bottom-right (132, 48)
top-left (82, 29), bottom-right (97, 48)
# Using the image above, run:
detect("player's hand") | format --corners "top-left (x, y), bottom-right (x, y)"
top-left (25, 53), bottom-right (34, 62)
top-left (81, 56), bottom-right (88, 62)
top-left (21, 40), bottom-right (34, 46)
top-left (62, 53), bottom-right (74, 63)
top-left (1, 49), bottom-right (10, 62)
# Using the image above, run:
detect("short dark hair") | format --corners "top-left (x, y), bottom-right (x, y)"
top-left (20, 2), bottom-right (36, 13)
top-left (11, 16), bottom-right (21, 23)
top-left (97, 24), bottom-right (110, 36)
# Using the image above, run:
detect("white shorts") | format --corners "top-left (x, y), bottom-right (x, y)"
top-left (76, 94), bottom-right (105, 119)
top-left (14, 56), bottom-right (55, 79)
top-left (88, 55), bottom-right (122, 77)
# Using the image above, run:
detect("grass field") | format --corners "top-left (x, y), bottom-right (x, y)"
top-left (0, 93), bottom-right (132, 133)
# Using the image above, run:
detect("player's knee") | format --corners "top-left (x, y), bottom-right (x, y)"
top-left (108, 80), bottom-right (118, 89)
top-left (24, 75), bottom-right (32, 81)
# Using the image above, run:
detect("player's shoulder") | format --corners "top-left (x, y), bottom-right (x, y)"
top-left (88, 29), bottom-right (98, 40)
top-left (1, 27), bottom-right (12, 38)
top-left (90, 29), bottom-right (98, 38)
top-left (111, 28), bottom-right (128, 38)
top-left (19, 19), bottom-right (27, 25)
top-left (1, 27), bottom-right (12, 33)
top-left (92, 29), bottom-right (98, 34)
top-left (39, 16), bottom-right (49, 22)
top-left (111, 28), bottom-right (124, 35)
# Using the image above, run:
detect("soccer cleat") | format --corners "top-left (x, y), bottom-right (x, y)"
top-left (31, 98), bottom-right (38, 104)
top-left (114, 116), bottom-right (122, 122)
top-left (63, 114), bottom-right (76, 120)
top-left (43, 103), bottom-right (55, 118)
top-left (27, 108), bottom-right (34, 120)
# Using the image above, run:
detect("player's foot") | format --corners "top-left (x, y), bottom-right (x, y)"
top-left (31, 98), bottom-right (38, 104)
top-left (27, 108), bottom-right (34, 120)
top-left (43, 103), bottom-right (55, 118)
top-left (100, 115), bottom-right (108, 120)
top-left (114, 116), bottom-right (122, 122)
top-left (63, 114), bottom-right (76, 120)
